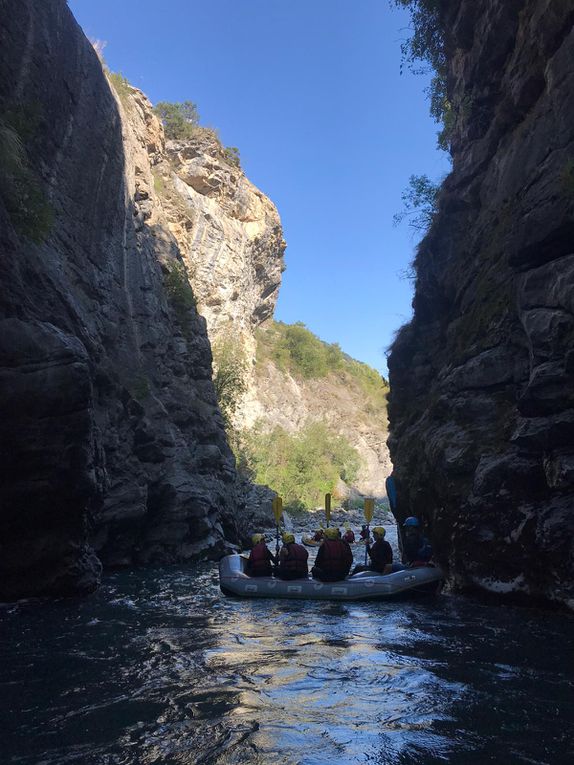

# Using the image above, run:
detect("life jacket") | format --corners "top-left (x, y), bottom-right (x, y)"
top-left (279, 543), bottom-right (308, 575)
top-left (403, 532), bottom-right (432, 564)
top-left (368, 539), bottom-right (393, 571)
top-left (248, 542), bottom-right (273, 575)
top-left (343, 530), bottom-right (355, 543)
top-left (317, 539), bottom-right (353, 575)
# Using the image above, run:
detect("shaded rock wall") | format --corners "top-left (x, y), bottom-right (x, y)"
top-left (0, 0), bottom-right (242, 599)
top-left (387, 0), bottom-right (574, 608)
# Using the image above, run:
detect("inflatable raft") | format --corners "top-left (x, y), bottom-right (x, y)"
top-left (219, 555), bottom-right (443, 601)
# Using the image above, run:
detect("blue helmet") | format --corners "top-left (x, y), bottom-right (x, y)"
top-left (403, 516), bottom-right (420, 527)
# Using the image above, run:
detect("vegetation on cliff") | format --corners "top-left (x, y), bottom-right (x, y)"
top-left (394, 0), bottom-right (449, 151)
top-left (241, 422), bottom-right (360, 511)
top-left (163, 261), bottom-right (197, 339)
top-left (213, 337), bottom-right (248, 429)
top-left (153, 100), bottom-right (241, 167)
top-left (393, 173), bottom-right (440, 231)
top-left (393, 3), bottom-right (447, 235)
top-left (256, 320), bottom-right (388, 413)
top-left (226, 320), bottom-right (391, 505)
top-left (0, 110), bottom-right (53, 242)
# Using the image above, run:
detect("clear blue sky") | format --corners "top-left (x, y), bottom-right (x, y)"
top-left (69, 0), bottom-right (450, 376)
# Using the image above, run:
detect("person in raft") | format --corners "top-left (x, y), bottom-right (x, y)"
top-left (313, 528), bottom-right (324, 542)
top-left (401, 517), bottom-right (432, 565)
top-left (247, 533), bottom-right (276, 577)
top-left (311, 527), bottom-right (353, 581)
top-left (342, 528), bottom-right (355, 544)
top-left (276, 532), bottom-right (309, 580)
top-left (359, 525), bottom-right (371, 543)
top-left (353, 527), bottom-right (393, 574)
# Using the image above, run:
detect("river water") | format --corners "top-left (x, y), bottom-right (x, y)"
top-left (2, 546), bottom-right (574, 764)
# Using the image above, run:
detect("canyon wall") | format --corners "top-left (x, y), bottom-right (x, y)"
top-left (388, 0), bottom-right (574, 608)
top-left (0, 0), bottom-right (262, 598)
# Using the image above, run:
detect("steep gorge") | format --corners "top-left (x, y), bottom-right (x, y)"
top-left (388, 0), bottom-right (574, 608)
top-left (0, 0), bottom-right (390, 600)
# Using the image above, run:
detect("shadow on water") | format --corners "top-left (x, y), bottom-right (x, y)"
top-left (1, 564), bottom-right (574, 764)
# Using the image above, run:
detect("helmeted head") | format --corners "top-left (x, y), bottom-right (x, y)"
top-left (282, 532), bottom-right (295, 544)
top-left (372, 526), bottom-right (386, 539)
top-left (403, 516), bottom-right (420, 528)
top-left (251, 533), bottom-right (265, 545)
top-left (324, 527), bottom-right (340, 540)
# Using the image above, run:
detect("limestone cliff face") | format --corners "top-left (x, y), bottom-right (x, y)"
top-left (0, 0), bottom-right (242, 599)
top-left (388, 0), bottom-right (574, 608)
top-left (152, 129), bottom-right (286, 357)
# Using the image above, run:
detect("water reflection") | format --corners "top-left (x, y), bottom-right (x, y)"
top-left (201, 597), bottom-right (467, 764)
top-left (1, 563), bottom-right (573, 765)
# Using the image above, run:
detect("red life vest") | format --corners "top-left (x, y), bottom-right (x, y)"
top-left (317, 539), bottom-right (353, 575)
top-left (279, 543), bottom-right (309, 575)
top-left (368, 539), bottom-right (393, 571)
top-left (343, 530), bottom-right (355, 543)
top-left (248, 542), bottom-right (273, 576)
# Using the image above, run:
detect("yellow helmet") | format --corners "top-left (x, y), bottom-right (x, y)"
top-left (373, 527), bottom-right (386, 538)
top-left (251, 533), bottom-right (265, 545)
top-left (282, 532), bottom-right (295, 544)
top-left (323, 527), bottom-right (340, 540)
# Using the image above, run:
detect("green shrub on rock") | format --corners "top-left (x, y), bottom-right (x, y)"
top-left (164, 261), bottom-right (196, 337)
top-left (223, 146), bottom-right (241, 167)
top-left (257, 321), bottom-right (345, 379)
top-left (153, 101), bottom-right (200, 140)
top-left (213, 337), bottom-right (248, 428)
top-left (393, 174), bottom-right (440, 231)
top-left (0, 115), bottom-right (53, 243)
top-left (241, 421), bottom-right (360, 511)
top-left (107, 72), bottom-right (132, 105)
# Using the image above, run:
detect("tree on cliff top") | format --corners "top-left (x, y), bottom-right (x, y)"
top-left (394, 0), bottom-right (451, 151)
top-left (153, 101), bottom-right (200, 140)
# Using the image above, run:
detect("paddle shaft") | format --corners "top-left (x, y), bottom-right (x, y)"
top-left (364, 524), bottom-right (370, 566)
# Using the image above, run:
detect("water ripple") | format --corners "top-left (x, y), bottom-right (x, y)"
top-left (2, 563), bottom-right (573, 764)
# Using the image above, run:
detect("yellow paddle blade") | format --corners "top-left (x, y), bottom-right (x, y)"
top-left (364, 497), bottom-right (375, 524)
top-left (272, 496), bottom-right (283, 525)
top-left (325, 493), bottom-right (331, 524)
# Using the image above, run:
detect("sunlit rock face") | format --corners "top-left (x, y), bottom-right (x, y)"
top-left (0, 0), bottom-right (243, 599)
top-left (388, 1), bottom-right (574, 608)
top-left (156, 132), bottom-right (286, 345)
